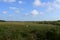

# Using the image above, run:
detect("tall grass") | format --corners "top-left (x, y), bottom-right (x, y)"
top-left (0, 22), bottom-right (60, 40)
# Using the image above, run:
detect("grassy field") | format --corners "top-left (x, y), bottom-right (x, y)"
top-left (0, 22), bottom-right (60, 40)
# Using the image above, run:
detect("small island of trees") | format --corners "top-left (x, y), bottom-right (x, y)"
top-left (0, 20), bottom-right (6, 22)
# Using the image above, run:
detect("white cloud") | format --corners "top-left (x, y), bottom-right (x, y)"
top-left (52, 1), bottom-right (60, 9)
top-left (14, 10), bottom-right (20, 14)
top-left (9, 7), bottom-right (18, 10)
top-left (40, 12), bottom-right (44, 15)
top-left (33, 0), bottom-right (48, 7)
top-left (31, 9), bottom-right (39, 16)
top-left (9, 6), bottom-right (20, 14)
top-left (33, 0), bottom-right (42, 6)
top-left (46, 6), bottom-right (54, 12)
top-left (2, 10), bottom-right (8, 14)
top-left (33, 0), bottom-right (60, 13)
top-left (18, 1), bottom-right (23, 4)
top-left (51, 0), bottom-right (60, 9)
top-left (55, 0), bottom-right (60, 3)
top-left (9, 15), bottom-right (12, 17)
top-left (42, 2), bottom-right (46, 7)
top-left (30, 9), bottom-right (44, 17)
top-left (45, 0), bottom-right (60, 13)
top-left (23, 13), bottom-right (29, 16)
top-left (2, 0), bottom-right (16, 2)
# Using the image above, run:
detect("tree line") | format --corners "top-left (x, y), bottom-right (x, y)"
top-left (0, 20), bottom-right (6, 22)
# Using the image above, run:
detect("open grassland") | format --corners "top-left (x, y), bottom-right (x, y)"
top-left (0, 22), bottom-right (60, 40)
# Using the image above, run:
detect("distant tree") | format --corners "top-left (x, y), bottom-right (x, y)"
top-left (57, 20), bottom-right (60, 22)
top-left (0, 20), bottom-right (6, 22)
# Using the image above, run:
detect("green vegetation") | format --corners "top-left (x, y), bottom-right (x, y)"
top-left (0, 21), bottom-right (60, 40)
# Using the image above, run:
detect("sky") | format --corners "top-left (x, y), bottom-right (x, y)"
top-left (0, 0), bottom-right (60, 21)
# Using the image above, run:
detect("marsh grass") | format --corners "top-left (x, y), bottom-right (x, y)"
top-left (0, 22), bottom-right (60, 40)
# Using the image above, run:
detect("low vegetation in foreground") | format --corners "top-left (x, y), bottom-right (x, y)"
top-left (0, 20), bottom-right (60, 40)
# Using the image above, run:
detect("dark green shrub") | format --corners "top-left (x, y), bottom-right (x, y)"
top-left (46, 28), bottom-right (57, 40)
top-left (20, 32), bottom-right (28, 38)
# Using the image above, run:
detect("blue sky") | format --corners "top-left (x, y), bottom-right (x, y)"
top-left (0, 0), bottom-right (60, 21)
